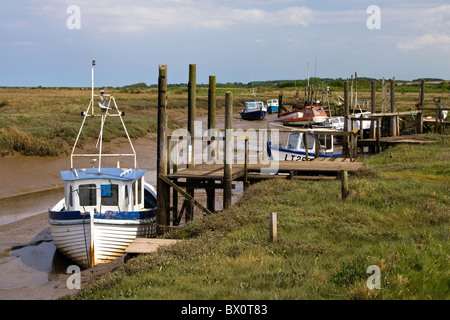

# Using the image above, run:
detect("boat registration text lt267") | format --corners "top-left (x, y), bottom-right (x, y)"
top-left (284, 154), bottom-right (310, 161)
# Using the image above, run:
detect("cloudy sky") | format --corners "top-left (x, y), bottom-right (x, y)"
top-left (1, 0), bottom-right (450, 87)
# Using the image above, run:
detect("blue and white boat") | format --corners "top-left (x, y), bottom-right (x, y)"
top-left (267, 99), bottom-right (279, 114)
top-left (48, 61), bottom-right (157, 268)
top-left (267, 129), bottom-right (341, 161)
top-left (240, 101), bottom-right (267, 120)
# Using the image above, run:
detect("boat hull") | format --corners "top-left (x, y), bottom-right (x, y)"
top-left (49, 210), bottom-right (156, 268)
top-left (279, 111), bottom-right (302, 120)
top-left (240, 110), bottom-right (267, 120)
top-left (283, 116), bottom-right (327, 126)
top-left (267, 106), bottom-right (278, 114)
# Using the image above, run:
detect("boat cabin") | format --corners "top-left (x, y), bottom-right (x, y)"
top-left (285, 131), bottom-right (333, 155)
top-left (304, 106), bottom-right (327, 120)
top-left (61, 167), bottom-right (149, 213)
top-left (244, 101), bottom-right (266, 111)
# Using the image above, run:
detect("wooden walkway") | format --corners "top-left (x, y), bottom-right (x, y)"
top-left (125, 238), bottom-right (182, 254)
top-left (358, 134), bottom-right (437, 149)
top-left (166, 158), bottom-right (364, 182)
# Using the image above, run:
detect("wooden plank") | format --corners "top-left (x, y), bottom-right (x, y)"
top-left (165, 158), bottom-right (364, 182)
top-left (125, 238), bottom-right (182, 254)
top-left (159, 174), bottom-right (214, 216)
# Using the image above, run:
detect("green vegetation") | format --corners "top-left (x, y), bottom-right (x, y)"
top-left (1, 80), bottom-right (448, 157)
top-left (0, 88), bottom-right (167, 156)
top-left (68, 140), bottom-right (449, 300)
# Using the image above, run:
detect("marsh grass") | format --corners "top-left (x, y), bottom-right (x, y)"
top-left (0, 88), bottom-right (163, 156)
top-left (69, 141), bottom-right (449, 300)
top-left (1, 85), bottom-right (442, 156)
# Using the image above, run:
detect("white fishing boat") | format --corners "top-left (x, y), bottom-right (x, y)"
top-left (240, 101), bottom-right (267, 120)
top-left (48, 61), bottom-right (157, 268)
top-left (267, 129), bottom-right (341, 161)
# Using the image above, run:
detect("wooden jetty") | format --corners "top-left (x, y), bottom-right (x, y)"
top-left (154, 65), bottom-right (367, 233)
top-left (166, 159), bottom-right (363, 181)
top-left (154, 66), bottom-right (447, 235)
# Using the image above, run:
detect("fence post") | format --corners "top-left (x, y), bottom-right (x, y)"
top-left (340, 170), bottom-right (349, 199)
top-left (269, 212), bottom-right (277, 243)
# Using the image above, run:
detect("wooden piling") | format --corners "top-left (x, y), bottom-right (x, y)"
top-left (381, 78), bottom-right (387, 113)
top-left (188, 64), bottom-right (196, 167)
top-left (186, 64), bottom-right (196, 222)
top-left (207, 75), bottom-right (216, 150)
top-left (157, 65), bottom-right (170, 229)
top-left (269, 212), bottom-right (277, 243)
top-left (278, 90), bottom-right (284, 115)
top-left (390, 77), bottom-right (398, 136)
top-left (417, 79), bottom-right (425, 134)
top-left (370, 81), bottom-right (376, 139)
top-left (223, 91), bottom-right (233, 209)
top-left (343, 80), bottom-right (350, 156)
top-left (419, 79), bottom-right (425, 108)
top-left (207, 75), bottom-right (216, 213)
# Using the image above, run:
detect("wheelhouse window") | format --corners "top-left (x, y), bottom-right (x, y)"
top-left (132, 179), bottom-right (143, 206)
top-left (125, 185), bottom-right (129, 208)
top-left (69, 185), bottom-right (73, 207)
top-left (79, 184), bottom-right (96, 206)
top-left (138, 178), bottom-right (142, 204)
top-left (287, 133), bottom-right (299, 149)
top-left (101, 184), bottom-right (118, 206)
top-left (302, 133), bottom-right (315, 150)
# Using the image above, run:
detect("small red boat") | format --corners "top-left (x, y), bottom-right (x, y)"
top-left (282, 106), bottom-right (328, 126)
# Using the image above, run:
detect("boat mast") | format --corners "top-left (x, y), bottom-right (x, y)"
top-left (71, 60), bottom-right (137, 171)
top-left (91, 60), bottom-right (95, 116)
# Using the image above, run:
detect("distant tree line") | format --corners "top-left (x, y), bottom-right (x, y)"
top-left (120, 77), bottom-right (450, 92)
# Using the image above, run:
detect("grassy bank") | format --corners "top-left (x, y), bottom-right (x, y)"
top-left (67, 139), bottom-right (449, 300)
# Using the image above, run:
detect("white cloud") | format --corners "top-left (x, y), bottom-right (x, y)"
top-left (31, 1), bottom-right (313, 33)
top-left (397, 33), bottom-right (450, 52)
top-left (417, 4), bottom-right (450, 31)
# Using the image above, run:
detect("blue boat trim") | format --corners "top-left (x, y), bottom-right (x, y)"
top-left (275, 146), bottom-right (342, 158)
top-left (60, 167), bottom-right (147, 182)
top-left (49, 209), bottom-right (156, 222)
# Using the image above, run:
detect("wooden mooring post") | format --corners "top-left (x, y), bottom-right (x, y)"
top-left (343, 79), bottom-right (350, 156)
top-left (223, 91), bottom-right (233, 209)
top-left (157, 65), bottom-right (170, 231)
top-left (207, 75), bottom-right (216, 213)
top-left (390, 77), bottom-right (399, 137)
top-left (186, 63), bottom-right (196, 222)
top-left (370, 80), bottom-right (376, 140)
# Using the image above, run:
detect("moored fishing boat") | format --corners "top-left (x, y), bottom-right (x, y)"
top-left (267, 129), bottom-right (341, 161)
top-left (282, 106), bottom-right (328, 127)
top-left (48, 61), bottom-right (157, 268)
top-left (266, 99), bottom-right (279, 114)
top-left (240, 101), bottom-right (267, 120)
